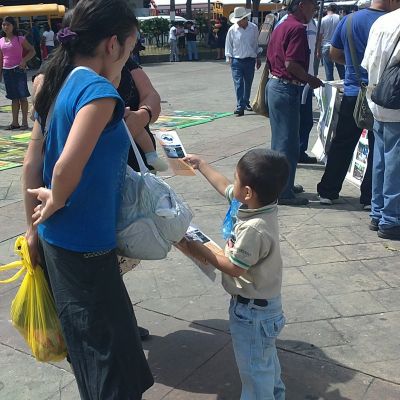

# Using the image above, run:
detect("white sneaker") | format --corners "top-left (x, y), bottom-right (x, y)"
top-left (318, 195), bottom-right (339, 205)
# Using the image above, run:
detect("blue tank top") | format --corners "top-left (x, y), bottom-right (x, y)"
top-left (38, 68), bottom-right (129, 252)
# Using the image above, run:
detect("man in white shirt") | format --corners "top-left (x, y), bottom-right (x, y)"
top-left (225, 7), bottom-right (261, 116)
top-left (362, 6), bottom-right (400, 240)
top-left (317, 3), bottom-right (344, 81)
top-left (42, 24), bottom-right (55, 55)
top-left (169, 23), bottom-right (179, 62)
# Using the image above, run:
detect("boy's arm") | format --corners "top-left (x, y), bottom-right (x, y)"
top-left (184, 155), bottom-right (231, 197)
top-left (182, 238), bottom-right (245, 278)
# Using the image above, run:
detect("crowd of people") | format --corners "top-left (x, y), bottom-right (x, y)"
top-left (0, 0), bottom-right (399, 398)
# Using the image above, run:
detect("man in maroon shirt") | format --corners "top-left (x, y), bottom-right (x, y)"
top-left (266, 0), bottom-right (323, 206)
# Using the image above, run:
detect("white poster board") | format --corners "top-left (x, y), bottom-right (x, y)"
top-left (345, 129), bottom-right (369, 188)
top-left (312, 81), bottom-right (343, 163)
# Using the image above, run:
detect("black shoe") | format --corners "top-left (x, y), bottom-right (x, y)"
top-left (369, 219), bottom-right (379, 231)
top-left (298, 154), bottom-right (318, 164)
top-left (245, 105), bottom-right (253, 111)
top-left (234, 109), bottom-right (244, 117)
top-left (293, 184), bottom-right (304, 194)
top-left (138, 326), bottom-right (150, 340)
top-left (278, 197), bottom-right (309, 206)
top-left (377, 225), bottom-right (400, 240)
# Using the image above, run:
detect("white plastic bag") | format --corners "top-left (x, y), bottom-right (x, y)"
top-left (116, 123), bottom-right (192, 260)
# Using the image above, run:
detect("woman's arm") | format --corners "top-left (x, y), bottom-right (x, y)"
top-left (22, 121), bottom-right (45, 265)
top-left (131, 68), bottom-right (161, 123)
top-left (21, 39), bottom-right (35, 68)
top-left (29, 98), bottom-right (117, 226)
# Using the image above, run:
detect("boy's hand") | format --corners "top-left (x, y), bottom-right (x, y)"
top-left (176, 237), bottom-right (208, 265)
top-left (183, 154), bottom-right (205, 170)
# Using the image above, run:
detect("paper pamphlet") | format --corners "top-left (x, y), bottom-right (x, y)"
top-left (154, 130), bottom-right (196, 176)
top-left (345, 129), bottom-right (369, 188)
top-left (178, 225), bottom-right (223, 281)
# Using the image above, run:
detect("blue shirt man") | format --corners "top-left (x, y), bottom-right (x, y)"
top-left (331, 8), bottom-right (385, 96)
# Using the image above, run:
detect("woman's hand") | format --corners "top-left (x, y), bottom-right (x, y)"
top-left (25, 226), bottom-right (41, 267)
top-left (183, 154), bottom-right (205, 170)
top-left (27, 187), bottom-right (64, 226)
top-left (19, 60), bottom-right (27, 69)
top-left (124, 107), bottom-right (148, 133)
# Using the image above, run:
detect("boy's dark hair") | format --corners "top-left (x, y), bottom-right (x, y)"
top-left (237, 149), bottom-right (289, 205)
top-left (327, 3), bottom-right (338, 13)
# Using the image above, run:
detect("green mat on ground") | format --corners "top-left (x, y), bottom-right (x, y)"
top-left (0, 111), bottom-right (232, 170)
top-left (151, 110), bottom-right (232, 130)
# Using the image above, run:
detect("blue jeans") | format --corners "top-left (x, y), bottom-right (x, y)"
top-left (186, 40), bottom-right (198, 60)
top-left (322, 45), bottom-right (345, 81)
top-left (371, 120), bottom-right (400, 228)
top-left (299, 86), bottom-right (314, 156)
top-left (267, 78), bottom-right (302, 199)
top-left (229, 296), bottom-right (286, 400)
top-left (231, 58), bottom-right (256, 111)
top-left (169, 39), bottom-right (179, 62)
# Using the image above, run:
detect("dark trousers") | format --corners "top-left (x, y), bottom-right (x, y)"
top-left (299, 86), bottom-right (313, 156)
top-left (39, 239), bottom-right (154, 400)
top-left (317, 95), bottom-right (374, 204)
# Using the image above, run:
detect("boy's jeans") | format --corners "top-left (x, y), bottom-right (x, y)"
top-left (229, 296), bottom-right (286, 400)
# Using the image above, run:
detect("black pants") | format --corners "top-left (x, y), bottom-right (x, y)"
top-left (39, 239), bottom-right (154, 400)
top-left (317, 95), bottom-right (374, 204)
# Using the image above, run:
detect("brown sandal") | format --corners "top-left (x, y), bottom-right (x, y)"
top-left (5, 124), bottom-right (20, 130)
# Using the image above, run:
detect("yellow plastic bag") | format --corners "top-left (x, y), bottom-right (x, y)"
top-left (0, 236), bottom-right (67, 362)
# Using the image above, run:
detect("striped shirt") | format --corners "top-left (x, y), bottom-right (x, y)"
top-left (225, 21), bottom-right (259, 60)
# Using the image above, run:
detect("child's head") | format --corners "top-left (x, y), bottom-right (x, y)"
top-left (235, 149), bottom-right (289, 206)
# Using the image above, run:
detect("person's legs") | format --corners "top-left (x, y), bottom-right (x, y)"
top-left (380, 121), bottom-right (400, 228)
top-left (371, 121), bottom-right (384, 223)
top-left (187, 41), bottom-right (195, 60)
top-left (360, 130), bottom-right (374, 206)
top-left (40, 240), bottom-right (154, 399)
top-left (11, 99), bottom-right (21, 127)
top-left (20, 98), bottom-right (29, 127)
top-left (229, 297), bottom-right (286, 400)
top-left (242, 58), bottom-right (256, 109)
top-left (299, 87), bottom-right (315, 160)
top-left (336, 62), bottom-right (345, 80)
top-left (267, 79), bottom-right (301, 199)
top-left (231, 59), bottom-right (245, 111)
top-left (322, 45), bottom-right (334, 81)
top-left (192, 41), bottom-right (199, 60)
top-left (317, 96), bottom-right (362, 201)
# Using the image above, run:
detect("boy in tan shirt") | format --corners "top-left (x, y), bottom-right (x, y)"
top-left (181, 149), bottom-right (289, 399)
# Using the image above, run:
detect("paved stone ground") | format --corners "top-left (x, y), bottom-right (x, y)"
top-left (0, 62), bottom-right (399, 400)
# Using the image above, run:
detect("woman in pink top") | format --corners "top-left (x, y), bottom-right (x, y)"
top-left (0, 16), bottom-right (35, 130)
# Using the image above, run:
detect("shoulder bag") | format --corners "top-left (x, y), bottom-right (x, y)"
top-left (116, 122), bottom-right (193, 260)
top-left (346, 15), bottom-right (374, 131)
top-left (371, 34), bottom-right (400, 110)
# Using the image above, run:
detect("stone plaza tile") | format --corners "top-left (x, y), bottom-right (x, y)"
top-left (300, 261), bottom-right (389, 296)
top-left (364, 378), bottom-right (400, 400)
top-left (329, 311), bottom-right (400, 364)
top-left (327, 226), bottom-right (367, 245)
top-left (282, 267), bottom-right (309, 286)
top-left (362, 256), bottom-right (400, 287)
top-left (280, 241), bottom-right (307, 268)
top-left (336, 242), bottom-right (397, 261)
top-left (369, 288), bottom-right (400, 312)
top-left (0, 344), bottom-right (75, 400)
top-left (282, 284), bottom-right (340, 323)
top-left (285, 225), bottom-right (341, 249)
top-left (280, 320), bottom-right (347, 349)
top-left (299, 246), bottom-right (347, 264)
top-left (312, 209), bottom-right (365, 228)
top-left (325, 291), bottom-right (387, 317)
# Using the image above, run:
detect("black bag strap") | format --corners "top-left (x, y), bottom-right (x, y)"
top-left (346, 14), bottom-right (362, 84)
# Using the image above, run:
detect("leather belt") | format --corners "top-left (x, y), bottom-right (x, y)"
top-left (236, 294), bottom-right (268, 307)
top-left (271, 75), bottom-right (305, 86)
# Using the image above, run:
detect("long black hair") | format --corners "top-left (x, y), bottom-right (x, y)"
top-left (35, 0), bottom-right (138, 127)
top-left (1, 16), bottom-right (19, 37)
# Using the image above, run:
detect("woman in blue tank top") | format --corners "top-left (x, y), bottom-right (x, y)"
top-left (22, 1), bottom-right (154, 398)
